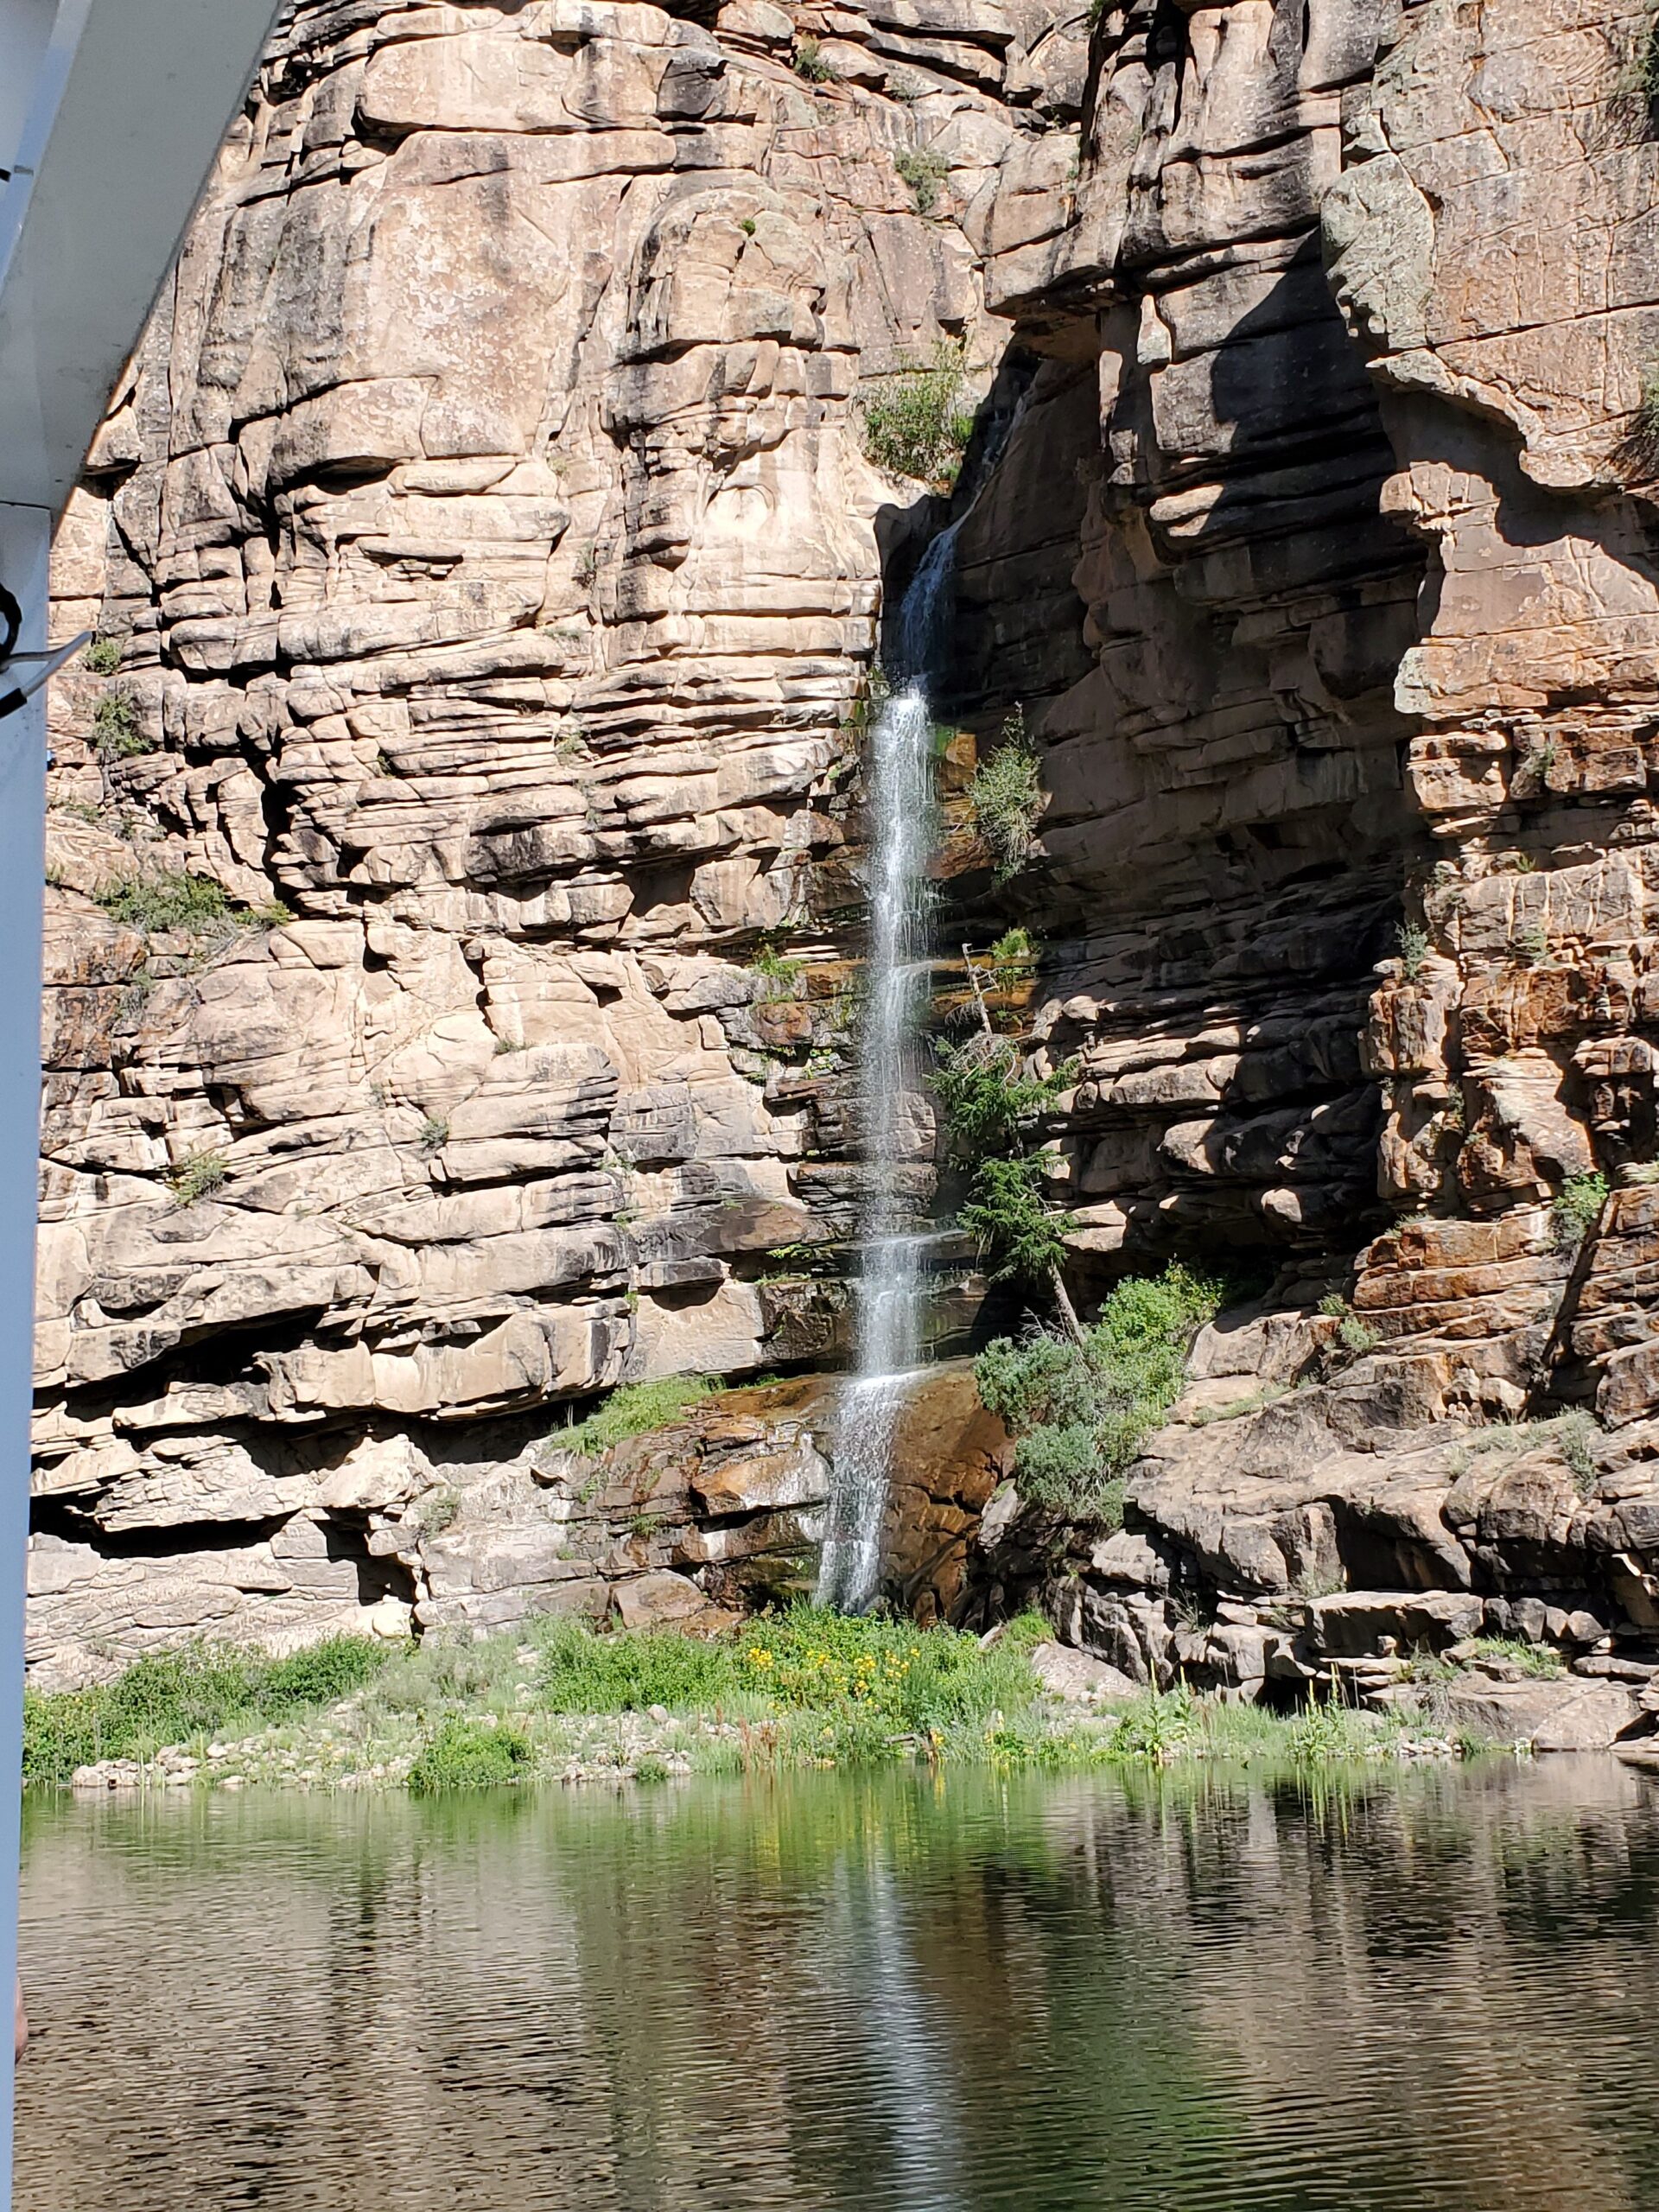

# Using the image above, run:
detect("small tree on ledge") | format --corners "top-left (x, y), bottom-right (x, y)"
top-left (958, 1149), bottom-right (1086, 1347)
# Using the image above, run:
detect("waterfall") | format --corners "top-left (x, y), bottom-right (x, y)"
top-left (816, 532), bottom-right (953, 1611)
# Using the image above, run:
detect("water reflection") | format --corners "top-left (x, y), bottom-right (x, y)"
top-left (16, 1759), bottom-right (1659, 2210)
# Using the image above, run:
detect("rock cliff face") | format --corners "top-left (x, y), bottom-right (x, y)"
top-left (30, 0), bottom-right (1659, 1688)
top-left (35, 0), bottom-right (1084, 1678)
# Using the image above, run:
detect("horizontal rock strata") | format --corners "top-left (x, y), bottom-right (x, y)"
top-left (32, 0), bottom-right (1659, 1683)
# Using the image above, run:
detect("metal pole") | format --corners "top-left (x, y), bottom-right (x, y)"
top-left (0, 498), bottom-right (44, 2202)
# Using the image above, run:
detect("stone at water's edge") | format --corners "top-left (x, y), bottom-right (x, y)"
top-left (878, 1364), bottom-right (1012, 1624)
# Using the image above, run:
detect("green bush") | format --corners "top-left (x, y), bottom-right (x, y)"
top-left (968, 717), bottom-right (1042, 880)
top-left (92, 686), bottom-right (153, 760)
top-left (749, 938), bottom-right (805, 1001)
top-left (792, 35), bottom-right (837, 80)
top-left (895, 147), bottom-right (950, 213)
top-left (1553, 1171), bottom-right (1608, 1253)
top-left (859, 342), bottom-right (975, 489)
top-left (165, 1148), bottom-right (229, 1206)
top-left (255, 1637), bottom-right (391, 1707)
top-left (975, 1265), bottom-right (1223, 1517)
top-left (930, 1035), bottom-right (1069, 1157)
top-left (988, 926), bottom-right (1037, 972)
top-left (548, 1375), bottom-right (718, 1461)
top-left (83, 638), bottom-right (123, 677)
top-left (958, 1150), bottom-right (1071, 1287)
top-left (1396, 921), bottom-right (1429, 978)
top-left (408, 1717), bottom-right (533, 1793)
top-left (1014, 1427), bottom-right (1127, 1529)
top-left (22, 1636), bottom-right (391, 1785)
top-left (94, 870), bottom-right (231, 932)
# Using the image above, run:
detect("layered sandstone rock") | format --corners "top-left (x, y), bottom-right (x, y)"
top-left (35, 0), bottom-right (1081, 1675)
top-left (32, 0), bottom-right (1659, 1686)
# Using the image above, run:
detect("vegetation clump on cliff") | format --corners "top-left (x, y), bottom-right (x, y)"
top-left (976, 1265), bottom-right (1224, 1523)
top-left (931, 1033), bottom-right (1068, 1154)
top-left (92, 868), bottom-right (293, 938)
top-left (967, 709), bottom-right (1042, 880)
top-left (859, 341), bottom-right (975, 489)
top-left (1552, 1171), bottom-right (1609, 1253)
top-left (931, 1026), bottom-right (1083, 1338)
top-left (543, 1375), bottom-right (719, 1462)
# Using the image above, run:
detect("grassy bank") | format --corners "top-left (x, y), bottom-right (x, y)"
top-left (24, 1608), bottom-right (1491, 1793)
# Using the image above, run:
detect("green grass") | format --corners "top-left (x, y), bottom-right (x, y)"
top-left (792, 35), bottom-right (837, 80)
top-left (28, 1611), bottom-right (1487, 1792)
top-left (22, 1637), bottom-right (391, 1785)
top-left (1286, 1696), bottom-right (1376, 1763)
top-left (1465, 1636), bottom-right (1566, 1680)
top-left (546, 1375), bottom-right (720, 1462)
top-left (538, 1619), bottom-right (746, 1713)
top-left (1319, 1294), bottom-right (1380, 1356)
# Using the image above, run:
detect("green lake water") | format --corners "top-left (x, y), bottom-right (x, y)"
top-left (15, 1757), bottom-right (1659, 2210)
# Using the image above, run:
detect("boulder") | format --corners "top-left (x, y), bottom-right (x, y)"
top-left (1027, 1641), bottom-right (1139, 1703)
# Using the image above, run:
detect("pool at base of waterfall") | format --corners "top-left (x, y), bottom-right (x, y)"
top-left (17, 1760), bottom-right (1659, 2210)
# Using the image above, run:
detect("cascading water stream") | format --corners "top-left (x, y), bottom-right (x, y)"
top-left (815, 530), bottom-right (956, 1611)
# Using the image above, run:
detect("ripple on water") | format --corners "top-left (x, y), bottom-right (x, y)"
top-left (16, 1758), bottom-right (1659, 2212)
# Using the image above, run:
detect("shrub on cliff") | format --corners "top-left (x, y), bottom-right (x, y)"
top-left (968, 712), bottom-right (1042, 880)
top-left (894, 147), bottom-right (950, 214)
top-left (930, 1034), bottom-right (1070, 1155)
top-left (1552, 1171), bottom-right (1608, 1253)
top-left (859, 342), bottom-right (975, 489)
top-left (958, 1151), bottom-right (1073, 1294)
top-left (94, 869), bottom-right (231, 932)
top-left (976, 1264), bottom-right (1223, 1521)
top-left (91, 685), bottom-right (152, 762)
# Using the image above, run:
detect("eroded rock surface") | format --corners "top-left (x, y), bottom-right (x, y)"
top-left (37, 0), bottom-right (1081, 1674)
top-left (32, 0), bottom-right (1659, 1687)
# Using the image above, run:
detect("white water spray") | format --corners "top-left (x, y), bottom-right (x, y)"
top-left (816, 534), bottom-right (955, 1611)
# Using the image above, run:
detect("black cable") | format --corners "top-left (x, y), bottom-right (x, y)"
top-left (0, 583), bottom-right (19, 671)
